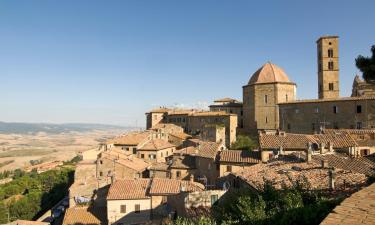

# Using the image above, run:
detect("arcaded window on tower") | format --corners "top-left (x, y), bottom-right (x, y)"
top-left (329, 83), bottom-right (334, 91)
top-left (328, 61), bottom-right (334, 70)
top-left (328, 48), bottom-right (333, 58)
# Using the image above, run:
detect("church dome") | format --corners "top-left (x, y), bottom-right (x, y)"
top-left (248, 62), bottom-right (293, 85)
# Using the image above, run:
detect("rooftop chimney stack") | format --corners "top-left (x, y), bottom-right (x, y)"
top-left (329, 168), bottom-right (336, 191)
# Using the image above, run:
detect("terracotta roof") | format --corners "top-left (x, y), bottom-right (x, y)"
top-left (169, 132), bottom-right (191, 140)
top-left (111, 131), bottom-right (150, 145)
top-left (197, 141), bottom-right (223, 159)
top-left (312, 154), bottom-right (375, 177)
top-left (214, 98), bottom-right (240, 103)
top-left (259, 132), bottom-right (357, 150)
top-left (62, 206), bottom-right (106, 225)
top-left (100, 150), bottom-right (150, 173)
top-left (174, 146), bottom-right (197, 156)
top-left (149, 178), bottom-right (181, 195)
top-left (219, 150), bottom-right (261, 164)
top-left (248, 62), bottom-right (294, 85)
top-left (190, 111), bottom-right (235, 117)
top-left (313, 133), bottom-right (358, 148)
top-left (108, 178), bottom-right (204, 199)
top-left (170, 155), bottom-right (196, 169)
top-left (151, 123), bottom-right (183, 131)
top-left (259, 133), bottom-right (316, 150)
top-left (107, 179), bottom-right (150, 200)
top-left (233, 156), bottom-right (368, 191)
top-left (320, 183), bottom-right (375, 225)
top-left (324, 129), bottom-right (375, 135)
top-left (138, 139), bottom-right (175, 151)
top-left (278, 96), bottom-right (375, 105)
top-left (148, 108), bottom-right (170, 113)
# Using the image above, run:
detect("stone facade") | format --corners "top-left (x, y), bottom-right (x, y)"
top-left (279, 97), bottom-right (375, 134)
top-left (209, 98), bottom-right (244, 129)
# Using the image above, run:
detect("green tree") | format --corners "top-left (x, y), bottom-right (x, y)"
top-left (356, 45), bottom-right (375, 83)
top-left (231, 135), bottom-right (258, 150)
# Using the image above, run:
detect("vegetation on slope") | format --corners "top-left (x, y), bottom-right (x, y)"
top-left (0, 168), bottom-right (74, 223)
top-left (231, 135), bottom-right (259, 150)
top-left (171, 184), bottom-right (341, 225)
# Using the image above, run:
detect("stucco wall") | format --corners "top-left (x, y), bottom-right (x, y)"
top-left (107, 198), bottom-right (151, 225)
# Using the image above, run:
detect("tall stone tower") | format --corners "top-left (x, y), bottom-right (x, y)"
top-left (317, 36), bottom-right (339, 99)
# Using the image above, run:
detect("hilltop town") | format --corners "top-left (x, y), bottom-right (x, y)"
top-left (34, 36), bottom-right (374, 225)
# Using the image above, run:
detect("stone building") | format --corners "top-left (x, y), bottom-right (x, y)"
top-left (351, 74), bottom-right (375, 97)
top-left (218, 150), bottom-right (260, 177)
top-left (242, 62), bottom-right (296, 134)
top-left (145, 109), bottom-right (237, 147)
top-left (209, 98), bottom-right (244, 129)
top-left (137, 139), bottom-right (176, 163)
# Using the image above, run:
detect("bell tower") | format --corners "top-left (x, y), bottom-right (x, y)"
top-left (317, 36), bottom-right (339, 99)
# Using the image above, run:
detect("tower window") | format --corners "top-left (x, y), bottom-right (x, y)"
top-left (329, 42), bottom-right (332, 45)
top-left (328, 49), bottom-right (333, 58)
top-left (264, 95), bottom-right (268, 104)
top-left (328, 61), bottom-right (334, 70)
top-left (357, 105), bottom-right (362, 113)
top-left (333, 106), bottom-right (338, 114)
top-left (265, 116), bottom-right (268, 123)
top-left (329, 83), bottom-right (334, 91)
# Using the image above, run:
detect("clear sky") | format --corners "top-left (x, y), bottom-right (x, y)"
top-left (0, 1), bottom-right (374, 127)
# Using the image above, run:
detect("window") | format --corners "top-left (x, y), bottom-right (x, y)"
top-left (295, 109), bottom-right (300, 114)
top-left (149, 154), bottom-right (156, 160)
top-left (329, 42), bottom-right (332, 45)
top-left (329, 83), bottom-right (334, 91)
top-left (133, 148), bottom-right (137, 154)
top-left (328, 49), bottom-right (333, 58)
top-left (357, 105), bottom-right (362, 113)
top-left (99, 171), bottom-right (103, 176)
top-left (120, 205), bottom-right (126, 213)
top-left (176, 171), bottom-right (181, 178)
top-left (211, 195), bottom-right (219, 206)
top-left (134, 204), bottom-right (140, 213)
top-left (328, 61), bottom-right (334, 70)
top-left (312, 123), bottom-right (315, 131)
top-left (141, 154), bottom-right (145, 159)
top-left (99, 160), bottom-right (103, 164)
top-left (287, 123), bottom-right (291, 130)
top-left (265, 116), bottom-right (268, 123)
top-left (357, 122), bottom-right (363, 129)
top-left (333, 105), bottom-right (339, 113)
top-left (264, 95), bottom-right (268, 104)
top-left (286, 94), bottom-right (288, 102)
top-left (226, 165), bottom-right (232, 172)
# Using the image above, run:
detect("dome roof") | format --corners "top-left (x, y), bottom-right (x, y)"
top-left (248, 62), bottom-right (292, 85)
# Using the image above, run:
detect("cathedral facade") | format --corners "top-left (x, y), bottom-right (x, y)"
top-left (242, 36), bottom-right (375, 134)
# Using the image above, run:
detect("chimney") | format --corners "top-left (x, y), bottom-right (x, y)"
top-left (320, 143), bottom-right (326, 154)
top-left (328, 142), bottom-right (334, 152)
top-left (306, 149), bottom-right (312, 163)
top-left (321, 160), bottom-right (329, 168)
top-left (261, 150), bottom-right (269, 163)
top-left (190, 174), bottom-right (194, 182)
top-left (329, 168), bottom-right (336, 191)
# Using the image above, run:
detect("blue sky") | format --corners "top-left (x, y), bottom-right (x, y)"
top-left (0, 1), bottom-right (374, 127)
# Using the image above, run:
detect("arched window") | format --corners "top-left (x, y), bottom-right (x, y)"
top-left (328, 61), bottom-right (334, 70)
top-left (328, 49), bottom-right (333, 58)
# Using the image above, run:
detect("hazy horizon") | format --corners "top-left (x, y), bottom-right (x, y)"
top-left (1, 0), bottom-right (375, 126)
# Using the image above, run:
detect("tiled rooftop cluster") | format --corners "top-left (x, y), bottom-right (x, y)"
top-left (107, 178), bottom-right (205, 200)
top-left (320, 182), bottom-right (375, 225)
top-left (233, 156), bottom-right (368, 191)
